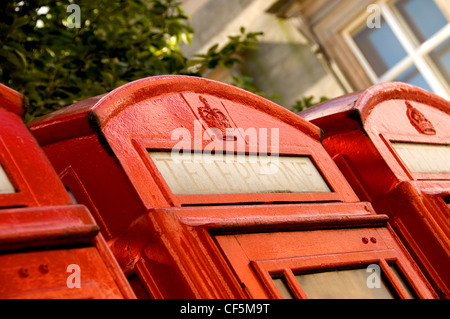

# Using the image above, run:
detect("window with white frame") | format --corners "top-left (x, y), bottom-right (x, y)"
top-left (343, 0), bottom-right (450, 99)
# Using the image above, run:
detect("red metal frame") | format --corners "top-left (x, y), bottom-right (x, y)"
top-left (215, 223), bottom-right (435, 299)
top-left (251, 251), bottom-right (417, 299)
top-left (0, 83), bottom-right (135, 299)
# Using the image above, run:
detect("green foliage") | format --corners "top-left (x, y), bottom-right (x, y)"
top-left (291, 95), bottom-right (328, 113)
top-left (0, 0), bottom-right (262, 121)
top-left (189, 27), bottom-right (263, 71)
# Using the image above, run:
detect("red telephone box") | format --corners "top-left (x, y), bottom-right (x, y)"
top-left (300, 82), bottom-right (450, 298)
top-left (0, 83), bottom-right (135, 299)
top-left (30, 76), bottom-right (437, 298)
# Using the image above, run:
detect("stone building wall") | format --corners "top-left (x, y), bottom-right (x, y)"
top-left (181, 0), bottom-right (346, 110)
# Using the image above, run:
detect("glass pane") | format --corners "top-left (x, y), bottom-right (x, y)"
top-left (65, 186), bottom-right (78, 204)
top-left (429, 37), bottom-right (450, 87)
top-left (395, 65), bottom-right (432, 91)
top-left (148, 151), bottom-right (331, 195)
top-left (295, 267), bottom-right (396, 299)
top-left (272, 277), bottom-right (294, 299)
top-left (394, 0), bottom-right (448, 43)
top-left (353, 17), bottom-right (407, 76)
top-left (390, 264), bottom-right (417, 299)
top-left (391, 142), bottom-right (450, 173)
top-left (0, 163), bottom-right (15, 194)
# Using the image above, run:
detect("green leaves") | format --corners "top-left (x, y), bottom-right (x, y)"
top-left (291, 96), bottom-right (329, 113)
top-left (0, 0), bottom-right (191, 121)
top-left (189, 27), bottom-right (263, 73)
top-left (1, 0), bottom-right (264, 122)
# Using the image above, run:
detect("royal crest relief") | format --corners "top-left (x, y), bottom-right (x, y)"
top-left (197, 95), bottom-right (235, 140)
top-left (405, 101), bottom-right (436, 135)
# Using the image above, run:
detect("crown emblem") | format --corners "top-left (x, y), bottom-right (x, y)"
top-left (405, 101), bottom-right (436, 135)
top-left (197, 96), bottom-right (235, 140)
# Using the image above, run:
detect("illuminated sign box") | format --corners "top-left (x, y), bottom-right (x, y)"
top-left (391, 142), bottom-right (450, 174)
top-left (149, 151), bottom-right (331, 195)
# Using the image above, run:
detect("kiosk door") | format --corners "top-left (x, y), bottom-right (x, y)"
top-left (216, 227), bottom-right (425, 299)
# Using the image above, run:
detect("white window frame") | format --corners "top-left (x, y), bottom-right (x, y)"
top-left (342, 0), bottom-right (450, 99)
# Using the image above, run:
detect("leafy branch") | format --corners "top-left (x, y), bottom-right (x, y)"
top-left (291, 96), bottom-right (328, 113)
top-left (0, 0), bottom-right (264, 122)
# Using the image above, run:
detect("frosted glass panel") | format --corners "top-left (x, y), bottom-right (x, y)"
top-left (392, 142), bottom-right (450, 173)
top-left (0, 163), bottom-right (15, 194)
top-left (295, 268), bottom-right (395, 299)
top-left (390, 264), bottom-right (417, 298)
top-left (272, 278), bottom-right (294, 299)
top-left (149, 151), bottom-right (331, 195)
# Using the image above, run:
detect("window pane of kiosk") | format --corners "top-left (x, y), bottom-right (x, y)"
top-left (148, 151), bottom-right (331, 195)
top-left (272, 277), bottom-right (294, 299)
top-left (0, 163), bottom-right (15, 194)
top-left (295, 267), bottom-right (396, 299)
top-left (389, 264), bottom-right (417, 299)
top-left (391, 142), bottom-right (450, 173)
top-left (65, 186), bottom-right (78, 204)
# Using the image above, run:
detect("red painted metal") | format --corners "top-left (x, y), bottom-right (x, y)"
top-left (0, 83), bottom-right (135, 299)
top-left (29, 76), bottom-right (437, 298)
top-left (300, 81), bottom-right (450, 298)
top-left (0, 83), bottom-right (26, 117)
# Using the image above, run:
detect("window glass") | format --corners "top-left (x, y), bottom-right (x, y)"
top-left (65, 186), bottom-right (78, 204)
top-left (0, 163), bottom-right (15, 194)
top-left (389, 264), bottom-right (417, 298)
top-left (394, 0), bottom-right (447, 43)
top-left (272, 277), bottom-right (294, 299)
top-left (353, 17), bottom-right (407, 76)
top-left (295, 267), bottom-right (396, 299)
top-left (430, 37), bottom-right (450, 85)
top-left (395, 65), bottom-right (432, 91)
top-left (347, 0), bottom-right (450, 98)
top-left (392, 142), bottom-right (450, 174)
top-left (148, 151), bottom-right (331, 195)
